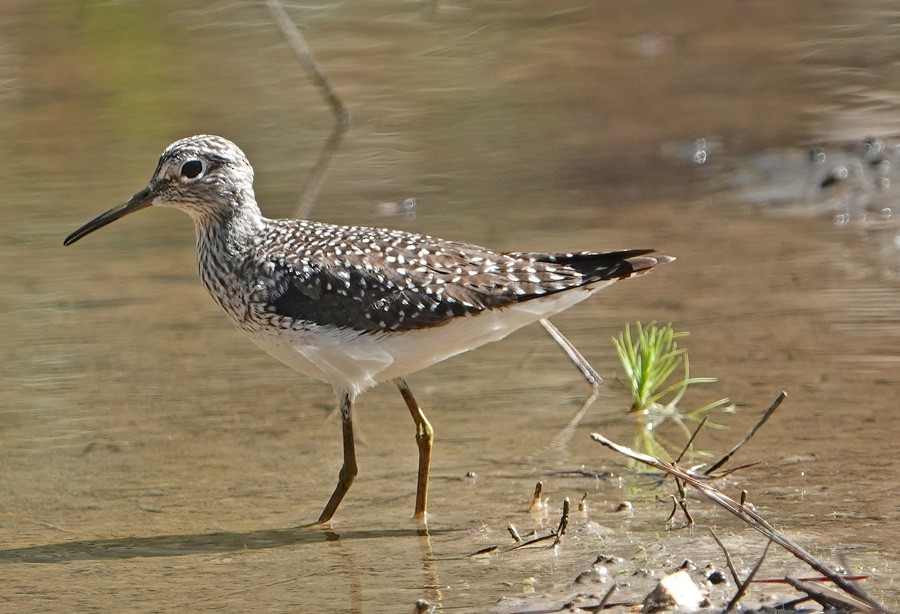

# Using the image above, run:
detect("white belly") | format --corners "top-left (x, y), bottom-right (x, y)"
top-left (244, 281), bottom-right (614, 396)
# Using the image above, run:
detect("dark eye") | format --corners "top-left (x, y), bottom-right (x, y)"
top-left (181, 159), bottom-right (203, 179)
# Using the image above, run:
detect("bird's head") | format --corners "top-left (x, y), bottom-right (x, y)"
top-left (64, 135), bottom-right (257, 246)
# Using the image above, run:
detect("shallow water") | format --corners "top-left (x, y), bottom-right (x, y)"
top-left (1, 1), bottom-right (898, 611)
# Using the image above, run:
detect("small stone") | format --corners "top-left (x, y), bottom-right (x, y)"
top-left (574, 565), bottom-right (609, 585)
top-left (641, 570), bottom-right (705, 612)
top-left (706, 569), bottom-right (727, 585)
top-left (676, 559), bottom-right (697, 571)
top-left (594, 554), bottom-right (622, 566)
top-left (412, 599), bottom-right (434, 613)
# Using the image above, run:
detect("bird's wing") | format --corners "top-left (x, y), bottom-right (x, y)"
top-left (254, 222), bottom-right (666, 333)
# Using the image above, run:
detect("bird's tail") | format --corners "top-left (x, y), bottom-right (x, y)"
top-left (530, 249), bottom-right (675, 284)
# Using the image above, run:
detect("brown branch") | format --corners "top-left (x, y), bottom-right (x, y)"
top-left (785, 576), bottom-right (874, 611)
top-left (507, 524), bottom-right (522, 543)
top-left (509, 533), bottom-right (556, 551)
top-left (592, 584), bottom-right (618, 612)
top-left (709, 527), bottom-right (741, 586)
top-left (530, 481), bottom-right (544, 512)
top-left (675, 415), bottom-right (708, 463)
top-left (551, 498), bottom-right (570, 548)
top-left (265, 0), bottom-right (350, 126)
top-left (265, 0), bottom-right (351, 218)
top-left (705, 391), bottom-right (786, 475)
top-left (540, 319), bottom-right (602, 389)
top-left (724, 539), bottom-right (771, 613)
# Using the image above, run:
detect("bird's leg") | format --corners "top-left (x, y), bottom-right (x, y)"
top-left (318, 391), bottom-right (357, 523)
top-left (395, 377), bottom-right (433, 519)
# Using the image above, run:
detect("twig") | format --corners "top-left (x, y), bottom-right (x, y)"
top-left (530, 481), bottom-right (544, 512)
top-left (724, 539), bottom-right (771, 613)
top-left (509, 532), bottom-right (556, 551)
top-left (753, 575), bottom-right (869, 584)
top-left (551, 498), bottom-right (569, 548)
top-left (467, 545), bottom-right (498, 557)
top-left (538, 320), bottom-right (601, 465)
top-left (266, 0), bottom-right (350, 126)
top-left (265, 0), bottom-right (351, 218)
top-left (676, 490), bottom-right (694, 527)
top-left (589, 584), bottom-right (618, 612)
top-left (540, 319), bottom-right (601, 389)
top-left (665, 495), bottom-right (678, 524)
top-left (714, 461), bottom-right (761, 478)
top-left (666, 475), bottom-right (693, 526)
top-left (507, 524), bottom-right (522, 543)
top-left (709, 527), bottom-right (741, 586)
top-left (293, 122), bottom-right (349, 218)
top-left (675, 415), bottom-right (708, 464)
top-left (590, 432), bottom-right (887, 612)
top-left (705, 391), bottom-right (786, 475)
top-left (784, 576), bottom-right (874, 611)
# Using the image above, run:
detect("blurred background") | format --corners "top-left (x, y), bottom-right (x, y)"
top-left (1, 1), bottom-right (897, 611)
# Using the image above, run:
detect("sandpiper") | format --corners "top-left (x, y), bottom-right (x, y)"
top-left (64, 135), bottom-right (673, 523)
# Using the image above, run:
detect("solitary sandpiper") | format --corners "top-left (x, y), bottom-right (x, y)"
top-left (64, 135), bottom-right (673, 523)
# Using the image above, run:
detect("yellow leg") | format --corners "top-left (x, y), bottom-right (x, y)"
top-left (395, 378), bottom-right (433, 519)
top-left (318, 391), bottom-right (357, 524)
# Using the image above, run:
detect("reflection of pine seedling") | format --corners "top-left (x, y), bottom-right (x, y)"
top-left (613, 322), bottom-right (733, 461)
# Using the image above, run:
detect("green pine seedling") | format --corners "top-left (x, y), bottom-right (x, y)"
top-left (613, 321), bottom-right (733, 462)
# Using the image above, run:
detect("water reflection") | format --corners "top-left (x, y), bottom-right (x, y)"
top-left (1, 0), bottom-right (898, 611)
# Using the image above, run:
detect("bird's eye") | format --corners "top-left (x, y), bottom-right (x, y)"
top-left (180, 159), bottom-right (204, 179)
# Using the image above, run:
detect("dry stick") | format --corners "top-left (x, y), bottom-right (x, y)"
top-left (530, 481), bottom-right (544, 512)
top-left (507, 524), bottom-right (522, 543)
top-left (675, 415), bottom-right (708, 464)
top-left (294, 122), bottom-right (349, 218)
top-left (550, 497), bottom-right (570, 548)
top-left (539, 319), bottom-right (601, 461)
top-left (665, 495), bottom-right (678, 524)
top-left (834, 551), bottom-right (881, 610)
top-left (509, 532), bottom-right (557, 551)
top-left (705, 390), bottom-right (786, 475)
top-left (667, 474), bottom-right (694, 526)
top-left (724, 539), bottom-right (772, 613)
top-left (592, 584), bottom-right (618, 612)
top-left (753, 575), bottom-right (868, 584)
top-left (540, 319), bottom-right (602, 389)
top-left (467, 545), bottom-right (499, 557)
top-left (676, 489), bottom-right (694, 526)
top-left (266, 0), bottom-right (349, 124)
top-left (784, 576), bottom-right (873, 612)
top-left (589, 433), bottom-right (886, 612)
top-left (714, 461), bottom-right (761, 478)
top-left (265, 0), bottom-right (351, 218)
top-left (709, 527), bottom-right (742, 586)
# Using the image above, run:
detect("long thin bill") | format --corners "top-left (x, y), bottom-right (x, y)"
top-left (63, 186), bottom-right (154, 246)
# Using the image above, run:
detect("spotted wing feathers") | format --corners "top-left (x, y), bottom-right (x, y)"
top-left (258, 220), bottom-right (672, 333)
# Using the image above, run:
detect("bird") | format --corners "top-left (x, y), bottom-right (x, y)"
top-left (64, 135), bottom-right (673, 523)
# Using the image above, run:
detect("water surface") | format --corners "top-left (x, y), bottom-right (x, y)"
top-left (1, 1), bottom-right (897, 611)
